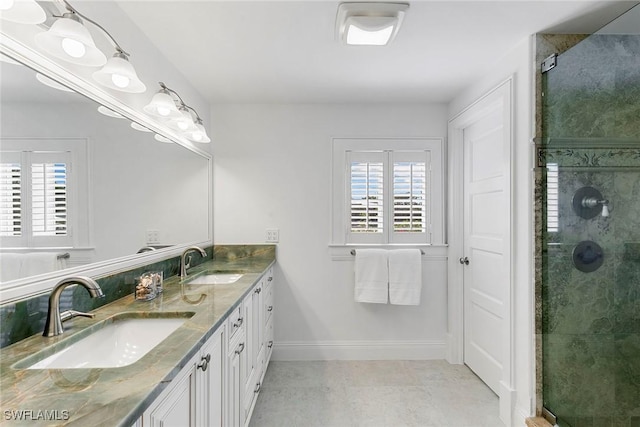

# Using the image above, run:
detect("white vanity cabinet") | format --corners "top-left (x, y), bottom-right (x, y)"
top-left (141, 324), bottom-right (225, 427)
top-left (137, 266), bottom-right (275, 427)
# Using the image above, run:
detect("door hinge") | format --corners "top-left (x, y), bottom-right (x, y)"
top-left (541, 54), bottom-right (557, 74)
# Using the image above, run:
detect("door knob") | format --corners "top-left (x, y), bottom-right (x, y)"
top-left (459, 257), bottom-right (469, 265)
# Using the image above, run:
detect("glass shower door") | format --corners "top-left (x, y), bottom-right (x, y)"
top-left (540, 5), bottom-right (640, 427)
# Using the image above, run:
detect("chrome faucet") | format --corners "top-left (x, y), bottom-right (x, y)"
top-left (43, 276), bottom-right (104, 337)
top-left (180, 246), bottom-right (207, 278)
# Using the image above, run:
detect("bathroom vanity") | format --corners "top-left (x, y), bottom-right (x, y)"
top-left (0, 250), bottom-right (276, 427)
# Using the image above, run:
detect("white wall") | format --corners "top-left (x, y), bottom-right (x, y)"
top-left (212, 104), bottom-right (450, 359)
top-left (448, 36), bottom-right (535, 425)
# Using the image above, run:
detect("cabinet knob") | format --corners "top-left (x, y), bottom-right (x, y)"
top-left (459, 256), bottom-right (469, 265)
top-left (233, 317), bottom-right (243, 328)
top-left (254, 382), bottom-right (261, 393)
top-left (268, 277), bottom-right (273, 282)
top-left (254, 287), bottom-right (262, 294)
top-left (267, 305), bottom-right (273, 312)
top-left (268, 341), bottom-right (273, 349)
top-left (235, 342), bottom-right (245, 354)
top-left (197, 353), bottom-right (210, 371)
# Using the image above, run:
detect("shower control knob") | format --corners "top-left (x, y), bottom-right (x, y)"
top-left (459, 257), bottom-right (469, 265)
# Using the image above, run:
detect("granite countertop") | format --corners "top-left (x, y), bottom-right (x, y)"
top-left (0, 254), bottom-right (275, 426)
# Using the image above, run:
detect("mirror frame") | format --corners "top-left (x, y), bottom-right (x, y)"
top-left (0, 32), bottom-right (213, 303)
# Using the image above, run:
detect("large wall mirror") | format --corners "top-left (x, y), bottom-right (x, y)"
top-left (0, 4), bottom-right (212, 303)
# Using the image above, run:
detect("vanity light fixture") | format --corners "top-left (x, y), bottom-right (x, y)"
top-left (336, 2), bottom-right (409, 46)
top-left (0, 0), bottom-right (46, 24)
top-left (144, 82), bottom-right (211, 143)
top-left (35, 9), bottom-right (106, 66)
top-left (144, 82), bottom-right (182, 119)
top-left (35, 0), bottom-right (145, 93)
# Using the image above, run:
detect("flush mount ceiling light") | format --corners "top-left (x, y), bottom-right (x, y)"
top-left (0, 0), bottom-right (46, 24)
top-left (336, 2), bottom-right (409, 46)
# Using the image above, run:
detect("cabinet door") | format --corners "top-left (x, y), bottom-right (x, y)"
top-left (196, 327), bottom-right (225, 427)
top-left (227, 338), bottom-right (245, 427)
top-left (143, 359), bottom-right (196, 427)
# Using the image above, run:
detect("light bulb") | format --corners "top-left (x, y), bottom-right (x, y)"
top-left (0, 0), bottom-right (14, 11)
top-left (61, 37), bottom-right (86, 58)
top-left (111, 73), bottom-right (130, 89)
top-left (157, 106), bottom-right (171, 116)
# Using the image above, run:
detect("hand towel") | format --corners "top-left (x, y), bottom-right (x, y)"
top-left (389, 249), bottom-right (422, 305)
top-left (354, 249), bottom-right (389, 304)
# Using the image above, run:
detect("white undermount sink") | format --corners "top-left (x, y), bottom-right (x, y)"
top-left (186, 273), bottom-right (244, 285)
top-left (25, 316), bottom-right (190, 369)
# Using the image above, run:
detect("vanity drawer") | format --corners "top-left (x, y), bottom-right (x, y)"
top-left (228, 304), bottom-right (244, 342)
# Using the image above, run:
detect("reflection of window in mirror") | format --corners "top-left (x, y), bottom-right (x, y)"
top-left (0, 139), bottom-right (89, 250)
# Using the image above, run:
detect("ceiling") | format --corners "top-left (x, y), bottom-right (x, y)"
top-left (113, 1), bottom-right (637, 104)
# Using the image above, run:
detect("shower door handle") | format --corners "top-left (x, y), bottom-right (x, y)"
top-left (459, 257), bottom-right (469, 265)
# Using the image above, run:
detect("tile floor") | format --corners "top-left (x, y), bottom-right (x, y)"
top-left (249, 359), bottom-right (503, 427)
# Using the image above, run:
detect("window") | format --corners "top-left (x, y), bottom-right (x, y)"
top-left (332, 138), bottom-right (443, 245)
top-left (0, 139), bottom-right (87, 249)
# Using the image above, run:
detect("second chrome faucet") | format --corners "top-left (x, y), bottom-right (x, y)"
top-left (180, 246), bottom-right (207, 278)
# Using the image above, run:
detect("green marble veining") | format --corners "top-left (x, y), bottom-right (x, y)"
top-left (536, 27), bottom-right (640, 427)
top-left (0, 245), bottom-right (276, 426)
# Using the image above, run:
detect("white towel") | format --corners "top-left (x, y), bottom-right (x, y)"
top-left (354, 249), bottom-right (389, 304)
top-left (388, 249), bottom-right (422, 305)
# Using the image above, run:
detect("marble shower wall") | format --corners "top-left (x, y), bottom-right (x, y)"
top-left (538, 30), bottom-right (640, 427)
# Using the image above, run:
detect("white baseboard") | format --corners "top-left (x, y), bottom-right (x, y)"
top-left (272, 340), bottom-right (447, 361)
top-left (499, 381), bottom-right (517, 427)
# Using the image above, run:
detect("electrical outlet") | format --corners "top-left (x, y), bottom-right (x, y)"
top-left (146, 229), bottom-right (159, 244)
top-left (265, 229), bottom-right (279, 243)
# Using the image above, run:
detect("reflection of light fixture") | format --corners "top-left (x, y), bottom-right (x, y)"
top-left (336, 2), bottom-right (409, 46)
top-left (0, 0), bottom-right (46, 24)
top-left (36, 72), bottom-right (74, 92)
top-left (154, 134), bottom-right (173, 143)
top-left (97, 105), bottom-right (124, 119)
top-left (35, 11), bottom-right (107, 66)
top-left (144, 82), bottom-right (211, 143)
top-left (131, 122), bottom-right (152, 132)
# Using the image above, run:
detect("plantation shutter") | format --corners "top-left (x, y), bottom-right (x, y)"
top-left (391, 151), bottom-right (430, 243)
top-left (347, 151), bottom-right (386, 243)
top-left (0, 152), bottom-right (22, 237)
top-left (31, 158), bottom-right (68, 237)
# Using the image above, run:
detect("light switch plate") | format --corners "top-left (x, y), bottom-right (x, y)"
top-left (146, 229), bottom-right (159, 244)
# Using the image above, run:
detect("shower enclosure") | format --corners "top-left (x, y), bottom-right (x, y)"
top-left (538, 5), bottom-right (639, 427)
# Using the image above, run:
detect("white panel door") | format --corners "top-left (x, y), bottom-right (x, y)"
top-left (462, 92), bottom-right (510, 395)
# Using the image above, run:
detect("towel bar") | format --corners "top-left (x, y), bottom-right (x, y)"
top-left (350, 249), bottom-right (425, 256)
